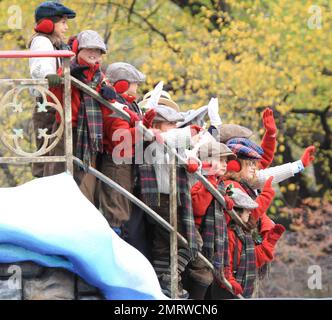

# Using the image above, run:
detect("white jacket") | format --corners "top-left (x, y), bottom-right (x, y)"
top-left (257, 160), bottom-right (304, 188)
top-left (29, 36), bottom-right (59, 79)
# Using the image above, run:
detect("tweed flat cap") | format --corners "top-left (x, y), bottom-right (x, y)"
top-left (106, 62), bottom-right (146, 83)
top-left (198, 140), bottom-right (236, 161)
top-left (77, 30), bottom-right (107, 53)
top-left (153, 105), bottom-right (184, 123)
top-left (217, 124), bottom-right (253, 143)
top-left (231, 188), bottom-right (258, 209)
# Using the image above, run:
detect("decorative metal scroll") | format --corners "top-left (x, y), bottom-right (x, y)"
top-left (0, 84), bottom-right (64, 157)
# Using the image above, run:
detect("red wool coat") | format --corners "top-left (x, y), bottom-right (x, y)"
top-left (191, 178), bottom-right (276, 269)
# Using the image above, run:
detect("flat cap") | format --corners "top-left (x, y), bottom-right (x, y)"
top-left (153, 106), bottom-right (184, 123)
top-left (217, 124), bottom-right (253, 143)
top-left (231, 188), bottom-right (258, 209)
top-left (198, 141), bottom-right (236, 161)
top-left (106, 62), bottom-right (146, 83)
top-left (77, 30), bottom-right (107, 54)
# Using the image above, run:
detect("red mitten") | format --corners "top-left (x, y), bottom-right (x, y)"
top-left (143, 109), bottom-right (156, 129)
top-left (224, 195), bottom-right (235, 211)
top-left (190, 125), bottom-right (203, 136)
top-left (262, 176), bottom-right (274, 193)
top-left (262, 108), bottom-right (277, 136)
top-left (123, 107), bottom-right (140, 127)
top-left (229, 279), bottom-right (243, 296)
top-left (267, 224), bottom-right (286, 246)
top-left (202, 161), bottom-right (212, 169)
top-left (301, 146), bottom-right (316, 167)
top-left (186, 159), bottom-right (199, 173)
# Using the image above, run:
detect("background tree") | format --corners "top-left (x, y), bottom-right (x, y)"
top-left (0, 0), bottom-right (331, 206)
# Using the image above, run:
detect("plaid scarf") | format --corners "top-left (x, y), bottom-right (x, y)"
top-left (137, 162), bottom-right (198, 256)
top-left (232, 224), bottom-right (257, 298)
top-left (200, 182), bottom-right (230, 272)
top-left (73, 59), bottom-right (103, 167)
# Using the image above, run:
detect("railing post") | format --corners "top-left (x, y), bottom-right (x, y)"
top-left (63, 56), bottom-right (73, 175)
top-left (169, 150), bottom-right (178, 299)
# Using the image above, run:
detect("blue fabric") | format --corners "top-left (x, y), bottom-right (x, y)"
top-left (0, 173), bottom-right (167, 300)
top-left (112, 227), bottom-right (122, 236)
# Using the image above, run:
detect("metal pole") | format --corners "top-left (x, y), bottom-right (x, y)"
top-left (63, 57), bottom-right (73, 175)
top-left (169, 150), bottom-right (178, 299)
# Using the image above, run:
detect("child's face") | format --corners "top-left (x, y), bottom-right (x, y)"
top-left (206, 157), bottom-right (227, 176)
top-left (215, 156), bottom-right (228, 177)
top-left (53, 17), bottom-right (69, 41)
top-left (153, 121), bottom-right (177, 132)
top-left (239, 208), bottom-right (251, 223)
top-left (78, 48), bottom-right (103, 65)
top-left (241, 160), bottom-right (258, 181)
top-left (127, 83), bottom-right (138, 95)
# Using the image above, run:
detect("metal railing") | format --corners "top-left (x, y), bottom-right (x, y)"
top-left (0, 50), bottom-right (74, 174)
top-left (0, 50), bottom-right (245, 299)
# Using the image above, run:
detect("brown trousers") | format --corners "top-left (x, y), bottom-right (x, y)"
top-left (42, 122), bottom-right (97, 205)
top-left (32, 106), bottom-right (56, 178)
top-left (151, 194), bottom-right (186, 259)
top-left (98, 153), bottom-right (133, 227)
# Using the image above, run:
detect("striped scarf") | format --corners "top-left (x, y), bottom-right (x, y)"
top-left (200, 183), bottom-right (230, 272)
top-left (232, 224), bottom-right (257, 298)
top-left (138, 163), bottom-right (198, 256)
top-left (73, 60), bottom-right (103, 167)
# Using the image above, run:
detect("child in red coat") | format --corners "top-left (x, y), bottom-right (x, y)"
top-left (45, 30), bottom-right (117, 205)
top-left (187, 140), bottom-right (236, 299)
top-left (98, 63), bottom-right (156, 236)
top-left (207, 184), bottom-right (285, 299)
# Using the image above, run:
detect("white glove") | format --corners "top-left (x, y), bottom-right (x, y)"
top-left (207, 97), bottom-right (222, 127)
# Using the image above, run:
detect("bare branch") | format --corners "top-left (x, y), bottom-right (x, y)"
top-left (127, 0), bottom-right (137, 23)
top-left (93, 1), bottom-right (181, 53)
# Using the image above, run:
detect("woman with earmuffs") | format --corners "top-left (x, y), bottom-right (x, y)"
top-left (28, 1), bottom-right (76, 178)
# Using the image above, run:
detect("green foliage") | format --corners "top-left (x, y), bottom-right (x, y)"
top-left (0, 1), bottom-right (331, 206)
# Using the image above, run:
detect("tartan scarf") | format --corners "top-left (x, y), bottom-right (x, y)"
top-left (232, 224), bottom-right (257, 298)
top-left (200, 182), bottom-right (230, 272)
top-left (73, 59), bottom-right (103, 167)
top-left (137, 162), bottom-right (198, 256)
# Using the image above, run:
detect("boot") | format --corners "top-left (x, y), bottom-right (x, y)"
top-left (158, 273), bottom-right (189, 299)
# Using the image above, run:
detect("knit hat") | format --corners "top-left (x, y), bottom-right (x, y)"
top-left (35, 1), bottom-right (76, 22)
top-left (77, 30), bottom-right (107, 54)
top-left (226, 138), bottom-right (263, 160)
top-left (106, 62), bottom-right (146, 84)
top-left (198, 141), bottom-right (236, 161)
top-left (138, 90), bottom-right (180, 112)
top-left (153, 105), bottom-right (184, 123)
top-left (217, 124), bottom-right (253, 143)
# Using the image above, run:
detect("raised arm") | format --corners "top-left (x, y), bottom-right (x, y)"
top-left (260, 108), bottom-right (277, 169)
